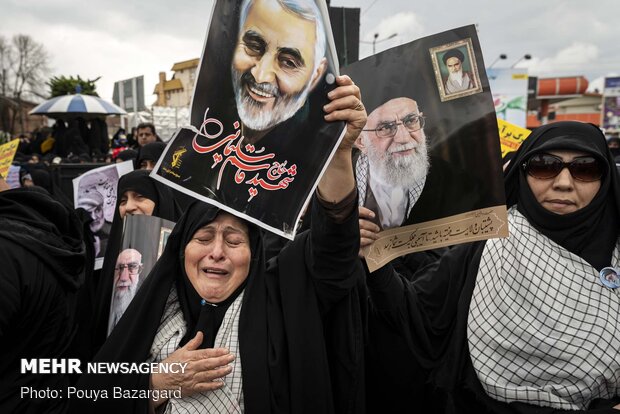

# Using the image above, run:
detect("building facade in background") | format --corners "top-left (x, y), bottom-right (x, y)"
top-left (153, 58), bottom-right (199, 107)
top-left (112, 76), bottom-right (146, 113)
top-left (525, 76), bottom-right (600, 129)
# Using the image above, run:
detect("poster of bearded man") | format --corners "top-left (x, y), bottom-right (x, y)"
top-left (107, 214), bottom-right (175, 335)
top-left (152, 0), bottom-right (344, 239)
top-left (73, 161), bottom-right (133, 268)
top-left (343, 25), bottom-right (508, 271)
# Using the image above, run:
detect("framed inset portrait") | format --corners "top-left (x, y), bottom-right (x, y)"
top-left (157, 227), bottom-right (173, 259)
top-left (430, 38), bottom-right (482, 102)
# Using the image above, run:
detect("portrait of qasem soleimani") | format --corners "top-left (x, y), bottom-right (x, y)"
top-left (157, 0), bottom-right (343, 236)
top-left (231, 0), bottom-right (329, 144)
top-left (188, 0), bottom-right (336, 137)
top-left (75, 168), bottom-right (119, 259)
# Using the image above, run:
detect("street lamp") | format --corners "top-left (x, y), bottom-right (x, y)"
top-left (511, 54), bottom-right (532, 68)
top-left (371, 32), bottom-right (397, 54)
top-left (488, 54), bottom-right (507, 69)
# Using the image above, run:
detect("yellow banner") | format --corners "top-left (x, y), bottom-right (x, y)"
top-left (0, 139), bottom-right (19, 179)
top-left (498, 119), bottom-right (530, 157)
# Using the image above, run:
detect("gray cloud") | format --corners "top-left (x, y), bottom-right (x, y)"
top-left (1, 0), bottom-right (618, 102)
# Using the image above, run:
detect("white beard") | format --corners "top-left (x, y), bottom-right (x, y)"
top-left (449, 69), bottom-right (464, 86)
top-left (364, 134), bottom-right (430, 188)
top-left (231, 69), bottom-right (313, 132)
top-left (108, 283), bottom-right (138, 334)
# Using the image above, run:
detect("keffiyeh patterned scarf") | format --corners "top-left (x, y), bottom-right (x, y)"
top-left (149, 287), bottom-right (245, 413)
top-left (468, 207), bottom-right (620, 410)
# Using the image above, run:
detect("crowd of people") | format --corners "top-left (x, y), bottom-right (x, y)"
top-left (1, 50), bottom-right (620, 414)
top-left (5, 120), bottom-right (167, 194)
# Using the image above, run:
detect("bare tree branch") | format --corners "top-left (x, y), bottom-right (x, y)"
top-left (0, 34), bottom-right (50, 134)
top-left (11, 34), bottom-right (50, 101)
top-left (0, 35), bottom-right (13, 97)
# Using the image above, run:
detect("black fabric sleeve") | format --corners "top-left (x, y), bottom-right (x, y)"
top-left (308, 191), bottom-right (361, 314)
top-left (365, 242), bottom-right (484, 369)
top-left (0, 240), bottom-right (77, 414)
top-left (392, 247), bottom-right (450, 281)
top-left (0, 246), bottom-right (20, 338)
top-left (315, 187), bottom-right (357, 223)
top-left (365, 240), bottom-right (620, 414)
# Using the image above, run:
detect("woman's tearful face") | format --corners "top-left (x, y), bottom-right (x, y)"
top-left (184, 212), bottom-right (251, 303)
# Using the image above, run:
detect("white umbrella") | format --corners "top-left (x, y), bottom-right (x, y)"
top-left (29, 93), bottom-right (127, 118)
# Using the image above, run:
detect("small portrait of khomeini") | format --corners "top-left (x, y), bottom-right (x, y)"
top-left (430, 37), bottom-right (482, 101)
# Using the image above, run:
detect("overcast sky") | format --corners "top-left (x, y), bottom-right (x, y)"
top-left (2, 0), bottom-right (618, 103)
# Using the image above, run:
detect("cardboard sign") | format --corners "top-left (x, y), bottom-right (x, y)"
top-left (0, 139), bottom-right (19, 179)
top-left (498, 118), bottom-right (530, 157)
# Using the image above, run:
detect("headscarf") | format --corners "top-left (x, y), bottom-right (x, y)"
top-left (29, 169), bottom-right (52, 193)
top-left (608, 137), bottom-right (620, 159)
top-left (136, 142), bottom-right (166, 168)
top-left (77, 201), bottom-right (266, 413)
top-left (114, 170), bottom-right (182, 220)
top-left (0, 187), bottom-right (85, 289)
top-left (504, 121), bottom-right (620, 270)
top-left (115, 149), bottom-right (138, 163)
top-left (91, 170), bottom-right (184, 353)
top-left (468, 121), bottom-right (620, 409)
top-left (74, 195), bottom-right (366, 414)
top-left (174, 204), bottom-right (259, 349)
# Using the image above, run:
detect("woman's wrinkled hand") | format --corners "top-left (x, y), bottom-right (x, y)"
top-left (150, 331), bottom-right (235, 407)
top-left (359, 206), bottom-right (380, 258)
top-left (323, 75), bottom-right (367, 151)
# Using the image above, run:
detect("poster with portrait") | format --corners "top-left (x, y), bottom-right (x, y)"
top-left (343, 25), bottom-right (507, 271)
top-left (152, 0), bottom-right (345, 239)
top-left (430, 37), bottom-right (483, 102)
top-left (72, 161), bottom-right (133, 268)
top-left (107, 214), bottom-right (176, 334)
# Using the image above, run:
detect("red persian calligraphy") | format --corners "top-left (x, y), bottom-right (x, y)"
top-left (191, 108), bottom-right (298, 202)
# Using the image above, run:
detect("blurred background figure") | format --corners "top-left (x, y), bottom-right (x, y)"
top-left (136, 142), bottom-right (166, 170)
top-left (0, 177), bottom-right (85, 414)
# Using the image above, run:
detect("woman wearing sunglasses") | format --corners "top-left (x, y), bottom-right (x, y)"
top-left (365, 121), bottom-right (620, 413)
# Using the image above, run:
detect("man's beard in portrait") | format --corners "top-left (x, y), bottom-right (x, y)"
top-left (90, 214), bottom-right (105, 233)
top-left (448, 69), bottom-right (464, 86)
top-left (231, 69), bottom-right (313, 132)
top-left (108, 282), bottom-right (138, 333)
top-left (365, 133), bottom-right (430, 188)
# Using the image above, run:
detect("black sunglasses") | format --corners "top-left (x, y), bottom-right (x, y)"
top-left (522, 153), bottom-right (604, 182)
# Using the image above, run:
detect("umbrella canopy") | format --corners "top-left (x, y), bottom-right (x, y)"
top-left (29, 93), bottom-right (127, 118)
